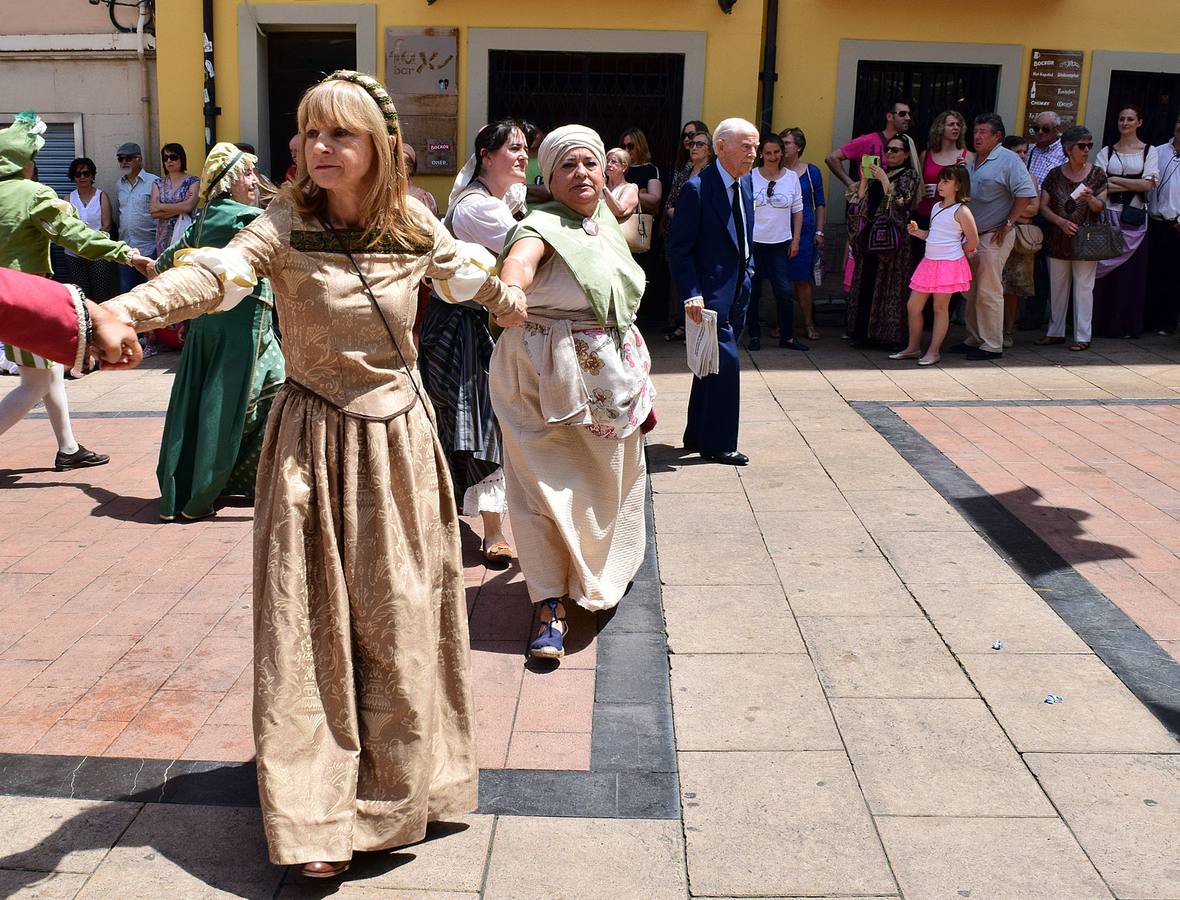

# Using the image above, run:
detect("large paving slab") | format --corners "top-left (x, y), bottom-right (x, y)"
top-left (678, 750), bottom-right (895, 898)
top-left (960, 652), bottom-right (1178, 752)
top-left (797, 615), bottom-right (977, 698)
top-left (876, 817), bottom-right (1113, 900)
top-left (830, 698), bottom-right (1053, 817)
top-left (1025, 753), bottom-right (1180, 899)
top-left (482, 816), bottom-right (687, 900)
top-left (671, 653), bottom-right (841, 751)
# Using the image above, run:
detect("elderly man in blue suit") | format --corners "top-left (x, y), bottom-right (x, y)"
top-left (667, 117), bottom-right (759, 465)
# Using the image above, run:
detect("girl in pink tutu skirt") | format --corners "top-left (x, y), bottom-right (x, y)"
top-left (890, 165), bottom-right (978, 366)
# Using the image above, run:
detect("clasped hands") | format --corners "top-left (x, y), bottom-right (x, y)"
top-left (127, 249), bottom-right (155, 279)
top-left (86, 300), bottom-right (142, 369)
top-left (494, 284), bottom-right (529, 328)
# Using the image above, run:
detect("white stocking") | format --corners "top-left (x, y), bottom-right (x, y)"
top-left (0, 365), bottom-right (78, 453)
top-left (42, 365), bottom-right (79, 454)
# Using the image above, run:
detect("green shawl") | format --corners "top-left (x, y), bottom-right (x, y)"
top-left (500, 199), bottom-right (645, 328)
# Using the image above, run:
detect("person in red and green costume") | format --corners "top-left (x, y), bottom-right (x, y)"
top-left (0, 112), bottom-right (151, 469)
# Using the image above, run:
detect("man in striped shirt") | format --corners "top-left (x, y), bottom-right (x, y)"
top-left (1027, 112), bottom-right (1067, 189)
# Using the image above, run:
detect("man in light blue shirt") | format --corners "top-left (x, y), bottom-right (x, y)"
top-left (950, 115), bottom-right (1037, 360)
top-left (114, 142), bottom-right (159, 293)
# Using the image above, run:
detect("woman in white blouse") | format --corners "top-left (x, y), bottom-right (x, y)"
top-left (64, 156), bottom-right (116, 302)
top-left (1093, 104), bottom-right (1159, 338)
top-left (748, 133), bottom-right (806, 351)
top-left (603, 147), bottom-right (639, 222)
top-left (418, 120), bottom-right (528, 565)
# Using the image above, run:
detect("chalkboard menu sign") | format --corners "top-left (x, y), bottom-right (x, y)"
top-left (1025, 49), bottom-right (1084, 138)
top-left (385, 27), bottom-right (459, 175)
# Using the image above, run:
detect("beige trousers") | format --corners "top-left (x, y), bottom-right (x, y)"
top-left (964, 228), bottom-right (1016, 353)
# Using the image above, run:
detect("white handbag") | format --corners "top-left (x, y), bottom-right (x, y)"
top-left (620, 211), bottom-right (654, 254)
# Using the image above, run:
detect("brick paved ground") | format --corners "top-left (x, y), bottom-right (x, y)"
top-left (0, 365), bottom-right (593, 768)
top-left (2, 329), bottom-right (1180, 898)
top-left (900, 403), bottom-right (1180, 665)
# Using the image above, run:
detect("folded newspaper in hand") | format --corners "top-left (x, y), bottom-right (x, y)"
top-left (685, 308), bottom-right (719, 377)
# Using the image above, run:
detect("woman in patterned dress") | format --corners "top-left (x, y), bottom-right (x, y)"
top-left (105, 72), bottom-right (520, 878)
top-left (845, 136), bottom-right (920, 348)
top-left (491, 125), bottom-right (656, 660)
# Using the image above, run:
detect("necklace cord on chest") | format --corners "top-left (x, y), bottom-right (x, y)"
top-left (318, 216), bottom-right (427, 414)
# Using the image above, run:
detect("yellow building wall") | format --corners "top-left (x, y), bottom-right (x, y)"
top-left (774, 0), bottom-right (1180, 164)
top-left (155, 0), bottom-right (1180, 203)
top-left (154, 0), bottom-right (764, 200)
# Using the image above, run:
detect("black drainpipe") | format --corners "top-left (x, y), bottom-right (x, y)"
top-left (758, 0), bottom-right (780, 136)
top-left (203, 0), bottom-right (220, 152)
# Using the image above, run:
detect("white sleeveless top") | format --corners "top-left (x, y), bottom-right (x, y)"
top-left (66, 189), bottom-right (105, 258)
top-left (925, 201), bottom-right (965, 261)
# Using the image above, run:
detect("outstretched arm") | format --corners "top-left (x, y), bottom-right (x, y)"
top-left (105, 203), bottom-right (285, 331)
top-left (30, 187), bottom-right (132, 264)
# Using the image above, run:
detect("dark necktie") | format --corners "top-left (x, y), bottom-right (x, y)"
top-left (731, 181), bottom-right (746, 261)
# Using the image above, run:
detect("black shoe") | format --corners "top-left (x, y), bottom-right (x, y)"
top-left (748, 337), bottom-right (761, 351)
top-left (965, 348), bottom-right (1003, 361)
top-left (54, 445), bottom-right (110, 471)
top-left (948, 342), bottom-right (975, 354)
top-left (778, 338), bottom-right (809, 351)
top-left (702, 451), bottom-right (749, 466)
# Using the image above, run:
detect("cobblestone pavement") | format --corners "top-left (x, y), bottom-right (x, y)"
top-left (0, 327), bottom-right (1178, 898)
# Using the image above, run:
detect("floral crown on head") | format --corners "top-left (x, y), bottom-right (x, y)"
top-left (322, 70), bottom-right (400, 136)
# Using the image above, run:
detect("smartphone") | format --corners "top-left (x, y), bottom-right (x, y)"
top-left (861, 154), bottom-right (880, 179)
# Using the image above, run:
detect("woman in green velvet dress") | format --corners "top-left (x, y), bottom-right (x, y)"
top-left (153, 143), bottom-right (285, 520)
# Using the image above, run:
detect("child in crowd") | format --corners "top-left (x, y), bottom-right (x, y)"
top-left (889, 164), bottom-right (978, 366)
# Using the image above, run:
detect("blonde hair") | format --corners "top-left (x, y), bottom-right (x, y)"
top-left (620, 128), bottom-right (651, 165)
top-left (606, 147), bottom-right (631, 169)
top-left (283, 78), bottom-right (431, 251)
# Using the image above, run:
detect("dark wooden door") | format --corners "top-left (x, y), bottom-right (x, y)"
top-left (487, 50), bottom-right (685, 178)
top-left (265, 32), bottom-right (357, 180)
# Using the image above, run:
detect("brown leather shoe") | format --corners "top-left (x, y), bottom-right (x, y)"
top-left (301, 861), bottom-right (350, 879)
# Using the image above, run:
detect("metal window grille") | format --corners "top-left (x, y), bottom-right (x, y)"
top-left (488, 50), bottom-right (685, 175)
top-left (1104, 70), bottom-right (1180, 148)
top-left (852, 60), bottom-right (1001, 149)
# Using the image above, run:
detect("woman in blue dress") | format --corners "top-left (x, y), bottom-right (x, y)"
top-left (781, 127), bottom-right (826, 341)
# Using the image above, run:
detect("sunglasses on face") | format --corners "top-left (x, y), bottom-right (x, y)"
top-left (689, 140), bottom-right (708, 150)
top-left (1073, 142), bottom-right (1094, 150)
top-left (74, 170), bottom-right (94, 178)
top-left (893, 110), bottom-right (912, 118)
top-left (162, 153), bottom-right (180, 161)
top-left (886, 146), bottom-right (907, 153)
top-left (623, 142), bottom-right (636, 150)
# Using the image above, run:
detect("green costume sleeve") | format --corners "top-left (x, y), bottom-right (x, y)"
top-left (29, 186), bottom-right (132, 264)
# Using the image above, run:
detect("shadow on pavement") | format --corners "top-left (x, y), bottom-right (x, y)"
top-left (0, 763), bottom-right (473, 897)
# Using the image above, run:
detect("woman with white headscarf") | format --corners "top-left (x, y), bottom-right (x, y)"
top-left (491, 125), bottom-right (656, 660)
top-left (419, 119), bottom-right (528, 564)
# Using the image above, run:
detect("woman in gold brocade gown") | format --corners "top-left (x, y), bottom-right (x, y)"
top-left (104, 72), bottom-right (521, 879)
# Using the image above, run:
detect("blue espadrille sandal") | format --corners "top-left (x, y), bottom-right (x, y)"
top-left (529, 598), bottom-right (566, 659)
